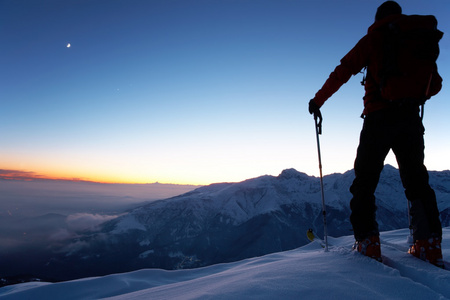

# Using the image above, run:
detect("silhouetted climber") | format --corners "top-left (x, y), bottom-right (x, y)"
top-left (308, 1), bottom-right (444, 267)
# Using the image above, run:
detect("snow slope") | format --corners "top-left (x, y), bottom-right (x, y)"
top-left (1, 227), bottom-right (450, 300)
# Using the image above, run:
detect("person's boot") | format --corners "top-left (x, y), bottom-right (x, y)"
top-left (408, 237), bottom-right (444, 268)
top-left (353, 235), bottom-right (382, 262)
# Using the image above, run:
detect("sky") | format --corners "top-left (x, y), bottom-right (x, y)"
top-left (1, 0), bottom-right (450, 185)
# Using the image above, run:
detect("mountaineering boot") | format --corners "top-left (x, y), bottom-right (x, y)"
top-left (353, 235), bottom-right (382, 262)
top-left (408, 237), bottom-right (444, 268)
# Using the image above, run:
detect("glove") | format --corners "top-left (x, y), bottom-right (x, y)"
top-left (308, 99), bottom-right (320, 115)
top-left (309, 99), bottom-right (323, 134)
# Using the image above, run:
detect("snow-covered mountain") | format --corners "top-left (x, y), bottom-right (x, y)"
top-left (30, 165), bottom-right (450, 283)
top-left (1, 228), bottom-right (450, 300)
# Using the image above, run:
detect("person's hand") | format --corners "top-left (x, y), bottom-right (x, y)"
top-left (309, 99), bottom-right (323, 134)
top-left (308, 99), bottom-right (320, 115)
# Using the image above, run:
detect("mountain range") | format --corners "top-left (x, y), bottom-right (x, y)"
top-left (2, 165), bottom-right (450, 284)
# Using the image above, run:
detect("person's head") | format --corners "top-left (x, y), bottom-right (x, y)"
top-left (375, 1), bottom-right (402, 21)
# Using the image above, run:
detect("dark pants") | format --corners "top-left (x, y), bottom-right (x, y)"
top-left (350, 106), bottom-right (442, 241)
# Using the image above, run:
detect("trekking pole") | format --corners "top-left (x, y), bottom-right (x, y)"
top-left (313, 110), bottom-right (329, 252)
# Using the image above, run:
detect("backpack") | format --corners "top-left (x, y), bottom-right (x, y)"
top-left (377, 15), bottom-right (443, 103)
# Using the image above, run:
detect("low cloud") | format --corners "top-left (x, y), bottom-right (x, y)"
top-left (0, 169), bottom-right (42, 180)
top-left (0, 169), bottom-right (88, 182)
top-left (66, 213), bottom-right (119, 232)
top-left (48, 215), bottom-right (118, 255)
top-left (49, 228), bottom-right (73, 241)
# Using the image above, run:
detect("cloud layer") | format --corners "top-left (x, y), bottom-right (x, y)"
top-left (66, 213), bottom-right (119, 232)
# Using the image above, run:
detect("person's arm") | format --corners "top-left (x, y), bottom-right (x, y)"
top-left (312, 35), bottom-right (370, 108)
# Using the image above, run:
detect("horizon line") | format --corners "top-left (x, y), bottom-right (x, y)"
top-left (0, 169), bottom-right (204, 186)
top-left (2, 165), bottom-right (444, 187)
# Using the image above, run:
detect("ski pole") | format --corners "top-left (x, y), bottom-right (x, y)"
top-left (314, 110), bottom-right (328, 252)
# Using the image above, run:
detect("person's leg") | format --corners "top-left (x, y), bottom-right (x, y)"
top-left (392, 114), bottom-right (442, 241)
top-left (393, 114), bottom-right (444, 267)
top-left (350, 114), bottom-right (391, 241)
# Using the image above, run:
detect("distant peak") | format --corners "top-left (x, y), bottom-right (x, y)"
top-left (383, 164), bottom-right (398, 171)
top-left (278, 168), bottom-right (307, 180)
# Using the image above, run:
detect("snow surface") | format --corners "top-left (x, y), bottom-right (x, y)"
top-left (1, 227), bottom-right (450, 300)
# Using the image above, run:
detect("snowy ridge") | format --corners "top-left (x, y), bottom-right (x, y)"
top-left (111, 166), bottom-right (388, 234)
top-left (118, 169), bottom-right (320, 228)
top-left (1, 227), bottom-right (449, 300)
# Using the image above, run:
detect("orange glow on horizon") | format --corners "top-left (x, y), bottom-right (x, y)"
top-left (0, 168), bottom-right (209, 185)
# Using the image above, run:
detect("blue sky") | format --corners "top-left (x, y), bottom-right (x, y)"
top-left (1, 0), bottom-right (449, 184)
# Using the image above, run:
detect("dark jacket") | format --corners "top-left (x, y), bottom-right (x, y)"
top-left (313, 14), bottom-right (440, 116)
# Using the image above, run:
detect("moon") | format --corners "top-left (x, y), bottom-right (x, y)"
top-left (67, 43), bottom-right (71, 48)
